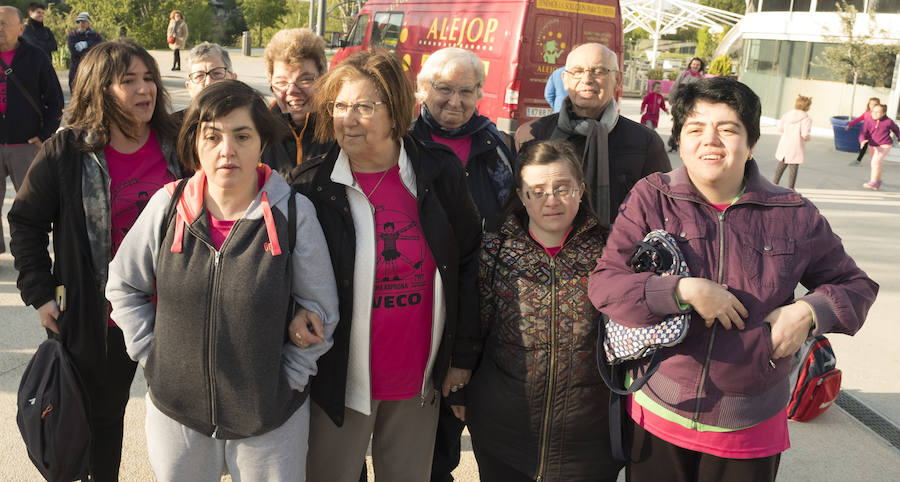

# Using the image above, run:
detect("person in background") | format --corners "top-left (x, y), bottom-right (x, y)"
top-left (262, 28), bottom-right (333, 180)
top-left (590, 77), bottom-right (878, 482)
top-left (516, 43), bottom-right (670, 230)
top-left (106, 80), bottom-right (338, 481)
top-left (467, 139), bottom-right (620, 482)
top-left (0, 5), bottom-right (64, 255)
top-left (292, 49), bottom-right (481, 481)
top-left (860, 103), bottom-right (899, 190)
top-left (172, 41), bottom-right (237, 125)
top-left (544, 66), bottom-right (567, 113)
top-left (22, 3), bottom-right (56, 59)
top-left (667, 57), bottom-right (705, 152)
top-left (166, 10), bottom-right (187, 71)
top-left (773, 95), bottom-right (813, 190)
top-left (9, 39), bottom-right (181, 481)
top-left (413, 47), bottom-right (513, 233)
top-left (640, 81), bottom-right (668, 129)
top-left (67, 11), bottom-right (103, 91)
top-left (846, 97), bottom-right (881, 165)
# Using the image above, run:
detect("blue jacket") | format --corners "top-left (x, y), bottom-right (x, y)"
top-left (544, 67), bottom-right (567, 113)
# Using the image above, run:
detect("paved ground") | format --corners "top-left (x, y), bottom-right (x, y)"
top-left (0, 50), bottom-right (899, 480)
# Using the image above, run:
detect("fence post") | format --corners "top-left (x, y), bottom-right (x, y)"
top-left (242, 31), bottom-right (251, 56)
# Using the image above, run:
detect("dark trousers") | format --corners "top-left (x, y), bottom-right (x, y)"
top-left (772, 161), bottom-right (799, 189)
top-left (430, 398), bottom-right (466, 482)
top-left (472, 446), bottom-right (534, 482)
top-left (627, 420), bottom-right (780, 482)
top-left (87, 326), bottom-right (138, 482)
top-left (172, 49), bottom-right (181, 69)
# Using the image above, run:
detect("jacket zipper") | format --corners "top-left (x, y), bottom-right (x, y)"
top-left (536, 256), bottom-right (558, 482)
top-left (693, 209), bottom-right (726, 422)
top-left (189, 220), bottom-right (240, 438)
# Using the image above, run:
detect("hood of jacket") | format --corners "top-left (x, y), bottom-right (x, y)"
top-left (164, 163), bottom-right (290, 255)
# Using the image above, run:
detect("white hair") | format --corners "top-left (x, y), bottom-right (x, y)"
top-left (415, 47), bottom-right (486, 103)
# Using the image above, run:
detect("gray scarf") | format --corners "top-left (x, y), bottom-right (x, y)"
top-left (551, 98), bottom-right (619, 229)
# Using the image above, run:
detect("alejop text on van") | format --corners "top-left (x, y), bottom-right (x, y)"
top-left (424, 17), bottom-right (499, 47)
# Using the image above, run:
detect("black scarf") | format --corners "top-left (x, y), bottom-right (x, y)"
top-left (550, 98), bottom-right (619, 229)
top-left (419, 105), bottom-right (492, 139)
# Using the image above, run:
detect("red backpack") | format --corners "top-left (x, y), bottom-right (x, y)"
top-left (787, 335), bottom-right (842, 422)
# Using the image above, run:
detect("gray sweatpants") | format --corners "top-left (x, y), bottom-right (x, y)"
top-left (145, 395), bottom-right (310, 481)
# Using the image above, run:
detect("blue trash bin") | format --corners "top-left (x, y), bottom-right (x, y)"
top-left (831, 116), bottom-right (862, 152)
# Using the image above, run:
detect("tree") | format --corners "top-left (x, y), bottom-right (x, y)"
top-left (817, 1), bottom-right (900, 117)
top-left (708, 54), bottom-right (733, 76)
top-left (698, 0), bottom-right (746, 14)
top-left (238, 0), bottom-right (287, 47)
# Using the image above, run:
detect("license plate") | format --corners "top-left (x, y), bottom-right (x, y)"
top-left (526, 107), bottom-right (552, 118)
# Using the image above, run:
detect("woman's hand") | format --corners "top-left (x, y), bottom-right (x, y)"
top-left (675, 278), bottom-right (748, 330)
top-left (441, 367), bottom-right (472, 397)
top-left (451, 405), bottom-right (466, 422)
top-left (288, 307), bottom-right (324, 349)
top-left (36, 300), bottom-right (60, 334)
top-left (764, 302), bottom-right (813, 359)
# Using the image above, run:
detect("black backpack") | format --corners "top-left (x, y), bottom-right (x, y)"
top-left (17, 336), bottom-right (91, 482)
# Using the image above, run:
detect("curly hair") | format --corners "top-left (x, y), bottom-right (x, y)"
top-left (264, 29), bottom-right (327, 80)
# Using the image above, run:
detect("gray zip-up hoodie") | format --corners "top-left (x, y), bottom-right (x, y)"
top-left (107, 166), bottom-right (339, 439)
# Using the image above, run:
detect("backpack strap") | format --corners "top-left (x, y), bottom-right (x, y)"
top-left (160, 178), bottom-right (189, 248)
top-left (0, 55), bottom-right (44, 127)
top-left (288, 186), bottom-right (297, 253)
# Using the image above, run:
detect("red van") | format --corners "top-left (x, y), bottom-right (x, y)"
top-left (331, 0), bottom-right (623, 133)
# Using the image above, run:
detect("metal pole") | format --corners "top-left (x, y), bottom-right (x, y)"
top-left (309, 0), bottom-right (315, 30)
top-left (317, 0), bottom-right (327, 36)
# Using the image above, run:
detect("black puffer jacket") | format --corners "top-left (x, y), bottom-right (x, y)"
top-left (467, 209), bottom-right (621, 481)
top-left (291, 135), bottom-right (482, 427)
top-left (261, 106), bottom-right (334, 182)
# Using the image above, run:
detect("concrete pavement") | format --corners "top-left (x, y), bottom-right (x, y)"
top-left (0, 50), bottom-right (898, 480)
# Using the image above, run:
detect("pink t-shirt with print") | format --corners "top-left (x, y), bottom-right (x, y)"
top-left (356, 165), bottom-right (437, 400)
top-left (431, 135), bottom-right (472, 167)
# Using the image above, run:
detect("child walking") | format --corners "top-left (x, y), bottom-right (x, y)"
top-left (773, 95), bottom-right (813, 190)
top-left (861, 104), bottom-right (899, 190)
top-left (846, 97), bottom-right (881, 165)
top-left (640, 81), bottom-right (668, 129)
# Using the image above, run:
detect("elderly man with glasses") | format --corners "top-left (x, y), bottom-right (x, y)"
top-left (170, 42), bottom-right (237, 126)
top-left (515, 43), bottom-right (670, 230)
top-left (261, 28), bottom-right (334, 181)
top-left (66, 11), bottom-right (102, 91)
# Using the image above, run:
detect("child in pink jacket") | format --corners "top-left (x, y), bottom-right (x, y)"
top-left (847, 97), bottom-right (880, 165)
top-left (773, 95), bottom-right (813, 190)
top-left (860, 103), bottom-right (900, 190)
top-left (640, 82), bottom-right (668, 128)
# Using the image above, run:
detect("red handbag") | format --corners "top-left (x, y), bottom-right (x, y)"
top-left (167, 35), bottom-right (175, 44)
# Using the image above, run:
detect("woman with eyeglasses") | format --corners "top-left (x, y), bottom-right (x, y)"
top-left (290, 49), bottom-right (481, 481)
top-left (262, 28), bottom-right (334, 180)
top-left (465, 139), bottom-right (620, 482)
top-left (411, 47), bottom-right (513, 481)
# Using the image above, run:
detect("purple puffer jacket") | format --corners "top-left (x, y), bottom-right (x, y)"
top-left (589, 159), bottom-right (878, 429)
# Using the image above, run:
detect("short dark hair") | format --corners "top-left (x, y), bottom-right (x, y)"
top-left (28, 3), bottom-right (46, 13)
top-left (177, 80), bottom-right (289, 171)
top-left (505, 139), bottom-right (593, 216)
top-left (670, 77), bottom-right (761, 150)
top-left (314, 49), bottom-right (414, 143)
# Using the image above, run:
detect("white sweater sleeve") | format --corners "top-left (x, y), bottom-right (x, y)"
top-left (281, 193), bottom-right (341, 391)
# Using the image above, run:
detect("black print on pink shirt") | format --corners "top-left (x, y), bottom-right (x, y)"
top-left (372, 206), bottom-right (429, 308)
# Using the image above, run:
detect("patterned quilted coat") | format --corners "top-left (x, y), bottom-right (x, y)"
top-left (466, 210), bottom-right (622, 481)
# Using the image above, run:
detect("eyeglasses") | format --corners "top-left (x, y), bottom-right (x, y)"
top-left (271, 76), bottom-right (317, 92)
top-left (326, 101), bottom-right (386, 118)
top-left (75, 20), bottom-right (88, 24)
top-left (431, 82), bottom-right (479, 99)
top-left (566, 66), bottom-right (616, 80)
top-left (188, 67), bottom-right (230, 84)
top-left (523, 185), bottom-right (581, 201)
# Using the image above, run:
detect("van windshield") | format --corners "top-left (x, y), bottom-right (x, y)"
top-left (372, 12), bottom-right (404, 50)
top-left (347, 14), bottom-right (369, 47)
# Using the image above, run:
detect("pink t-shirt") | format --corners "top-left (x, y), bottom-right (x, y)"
top-left (105, 130), bottom-right (173, 326)
top-left (356, 165), bottom-right (437, 400)
top-left (206, 172), bottom-right (267, 250)
top-left (0, 49), bottom-right (15, 115)
top-left (627, 396), bottom-right (790, 459)
top-left (431, 134), bottom-right (473, 167)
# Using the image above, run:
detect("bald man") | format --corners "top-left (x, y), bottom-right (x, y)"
top-left (0, 6), bottom-right (63, 253)
top-left (516, 43), bottom-right (670, 228)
